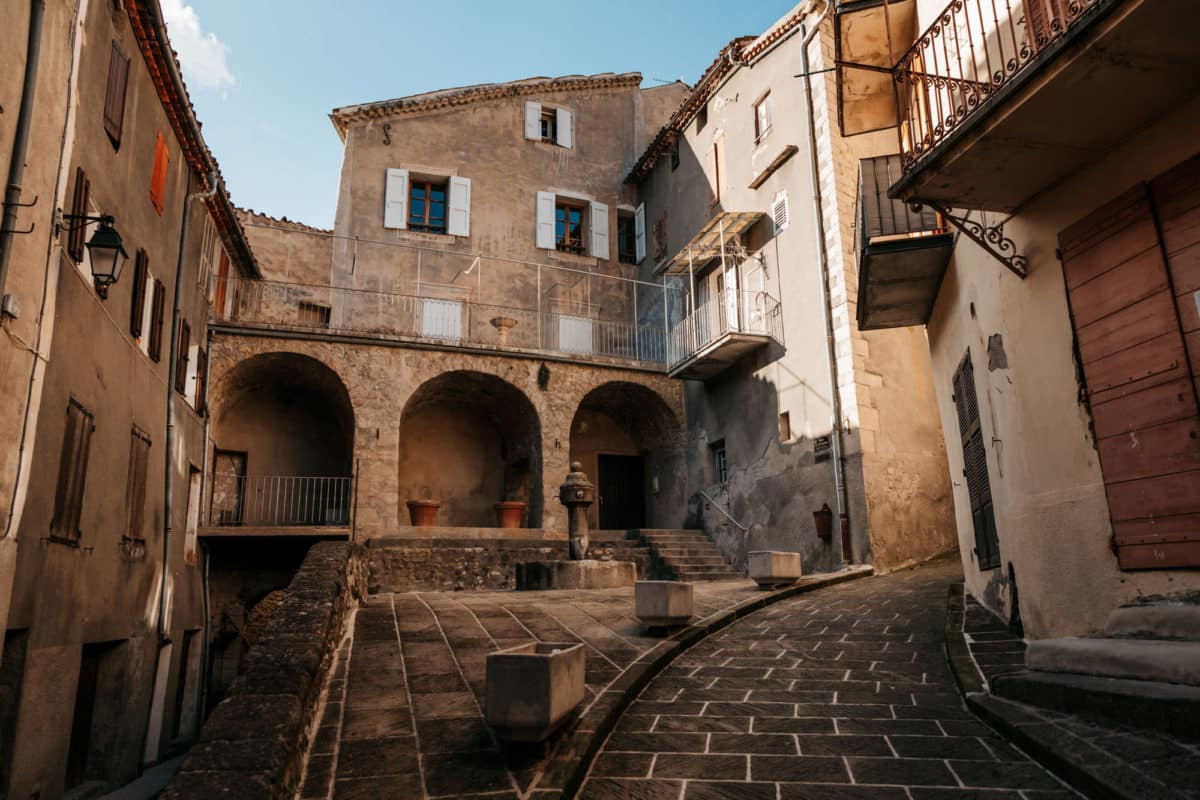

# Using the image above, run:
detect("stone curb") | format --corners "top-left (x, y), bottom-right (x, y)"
top-left (537, 565), bottom-right (876, 799)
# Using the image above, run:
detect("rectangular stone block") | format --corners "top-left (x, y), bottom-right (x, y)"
top-left (635, 581), bottom-right (694, 628)
top-left (485, 641), bottom-right (585, 742)
top-left (747, 551), bottom-right (802, 589)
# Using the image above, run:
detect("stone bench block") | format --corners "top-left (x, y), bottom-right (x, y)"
top-left (635, 581), bottom-right (694, 628)
top-left (486, 641), bottom-right (586, 742)
top-left (748, 550), bottom-right (802, 589)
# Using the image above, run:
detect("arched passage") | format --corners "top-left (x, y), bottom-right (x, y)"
top-left (210, 352), bottom-right (354, 526)
top-left (398, 371), bottom-right (543, 527)
top-left (571, 382), bottom-right (682, 530)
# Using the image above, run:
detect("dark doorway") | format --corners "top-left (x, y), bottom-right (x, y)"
top-left (598, 454), bottom-right (646, 530)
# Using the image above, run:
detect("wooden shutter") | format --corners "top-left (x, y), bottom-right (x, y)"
top-left (383, 168), bottom-right (409, 229)
top-left (51, 399), bottom-right (94, 542)
top-left (68, 167), bottom-right (89, 262)
top-left (195, 348), bottom-right (208, 415)
top-left (1059, 180), bottom-right (1200, 569)
top-left (150, 131), bottom-right (168, 215)
top-left (149, 279), bottom-right (166, 362)
top-left (124, 428), bottom-right (151, 540)
top-left (635, 203), bottom-right (646, 263)
top-left (175, 320), bottom-right (190, 394)
top-left (952, 350), bottom-right (1001, 570)
top-left (524, 102), bottom-right (542, 140)
top-left (1023, 0), bottom-right (1062, 50)
top-left (447, 176), bottom-right (471, 237)
top-left (557, 108), bottom-right (573, 149)
top-left (590, 202), bottom-right (609, 259)
top-left (103, 41), bottom-right (130, 148)
top-left (536, 191), bottom-right (556, 250)
top-left (130, 250), bottom-right (148, 337)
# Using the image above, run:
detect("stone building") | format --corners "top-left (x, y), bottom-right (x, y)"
top-left (841, 0), bottom-right (1200, 656)
top-left (0, 0), bottom-right (258, 795)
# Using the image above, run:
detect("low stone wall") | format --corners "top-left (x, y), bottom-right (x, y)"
top-left (366, 533), bottom-right (652, 592)
top-left (163, 541), bottom-right (366, 799)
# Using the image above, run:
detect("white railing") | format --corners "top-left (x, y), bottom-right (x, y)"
top-left (668, 290), bottom-right (783, 368)
top-left (207, 474), bottom-right (352, 527)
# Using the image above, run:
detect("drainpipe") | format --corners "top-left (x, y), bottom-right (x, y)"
top-left (0, 0), bottom-right (45, 300)
top-left (157, 171), bottom-right (219, 641)
top-left (799, 1), bottom-right (854, 564)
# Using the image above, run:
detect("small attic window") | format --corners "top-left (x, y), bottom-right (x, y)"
top-left (540, 108), bottom-right (557, 143)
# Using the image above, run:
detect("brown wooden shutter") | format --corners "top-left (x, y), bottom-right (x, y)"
top-left (68, 167), bottom-right (89, 263)
top-left (195, 348), bottom-right (208, 414)
top-left (51, 399), bottom-right (94, 542)
top-left (1059, 180), bottom-right (1200, 569)
top-left (130, 250), bottom-right (148, 338)
top-left (952, 350), bottom-right (1001, 570)
top-left (103, 41), bottom-right (130, 148)
top-left (124, 428), bottom-right (151, 540)
top-left (149, 279), bottom-right (166, 362)
top-left (150, 132), bottom-right (169, 215)
top-left (175, 319), bottom-right (190, 394)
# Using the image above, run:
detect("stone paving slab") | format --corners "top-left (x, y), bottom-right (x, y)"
top-left (296, 568), bottom-right (871, 799)
top-left (579, 557), bottom-right (1082, 800)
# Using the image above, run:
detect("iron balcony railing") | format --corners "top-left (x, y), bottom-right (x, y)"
top-left (668, 290), bottom-right (784, 369)
top-left (896, 0), bottom-right (1105, 169)
top-left (207, 474), bottom-right (352, 527)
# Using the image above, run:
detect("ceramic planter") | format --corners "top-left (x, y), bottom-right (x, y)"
top-left (485, 641), bottom-right (585, 741)
top-left (406, 499), bottom-right (441, 527)
top-left (635, 581), bottom-right (694, 629)
top-left (747, 550), bottom-right (802, 589)
top-left (494, 500), bottom-right (527, 529)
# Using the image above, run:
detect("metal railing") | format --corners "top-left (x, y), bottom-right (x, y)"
top-left (668, 290), bottom-right (783, 369)
top-left (207, 474), bottom-right (352, 527)
top-left (896, 0), bottom-right (1105, 169)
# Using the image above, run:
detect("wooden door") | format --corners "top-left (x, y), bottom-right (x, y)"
top-left (597, 454), bottom-right (646, 531)
top-left (952, 350), bottom-right (1001, 570)
top-left (1059, 178), bottom-right (1200, 569)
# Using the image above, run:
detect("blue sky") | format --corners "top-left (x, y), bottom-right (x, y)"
top-left (168, 1), bottom-right (802, 229)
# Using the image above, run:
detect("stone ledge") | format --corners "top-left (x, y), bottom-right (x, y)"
top-left (162, 541), bottom-right (366, 800)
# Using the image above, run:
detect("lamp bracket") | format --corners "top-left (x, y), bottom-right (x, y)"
top-left (916, 202), bottom-right (1028, 279)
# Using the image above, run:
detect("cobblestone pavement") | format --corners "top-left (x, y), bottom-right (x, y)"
top-left (297, 576), bottom-right (864, 799)
top-left (580, 557), bottom-right (1079, 799)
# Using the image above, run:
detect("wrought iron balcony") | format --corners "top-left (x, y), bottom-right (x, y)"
top-left (202, 474), bottom-right (352, 534)
top-left (855, 155), bottom-right (954, 330)
top-left (668, 290), bottom-right (784, 380)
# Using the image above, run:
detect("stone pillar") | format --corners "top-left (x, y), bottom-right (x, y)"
top-left (559, 462), bottom-right (594, 561)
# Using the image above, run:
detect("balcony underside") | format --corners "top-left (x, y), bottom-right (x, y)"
top-left (893, 0), bottom-right (1200, 212)
top-left (857, 233), bottom-right (956, 330)
top-left (669, 331), bottom-right (773, 380)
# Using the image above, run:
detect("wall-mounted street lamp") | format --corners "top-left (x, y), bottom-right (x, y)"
top-left (61, 213), bottom-right (128, 298)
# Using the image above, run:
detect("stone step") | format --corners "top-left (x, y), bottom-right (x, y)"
top-left (659, 555), bottom-right (729, 567)
top-left (1026, 636), bottom-right (1200, 687)
top-left (674, 570), bottom-right (742, 582)
top-left (673, 565), bottom-right (742, 577)
top-left (1105, 601), bottom-right (1200, 641)
top-left (653, 546), bottom-right (724, 558)
top-left (641, 535), bottom-right (715, 544)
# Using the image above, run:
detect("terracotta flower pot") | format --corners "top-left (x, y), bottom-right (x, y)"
top-left (406, 499), bottom-right (441, 527)
top-left (494, 501), bottom-right (527, 529)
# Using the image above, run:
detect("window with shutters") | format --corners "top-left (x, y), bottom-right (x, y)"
top-left (952, 350), bottom-right (1001, 570)
top-left (103, 41), bottom-right (130, 149)
top-left (754, 92), bottom-right (773, 143)
top-left (68, 167), bottom-right (89, 263)
top-left (51, 399), bottom-right (94, 543)
top-left (555, 199), bottom-right (587, 255)
top-left (409, 179), bottom-right (447, 233)
top-left (175, 320), bottom-right (190, 394)
top-left (129, 250), bottom-right (148, 338)
top-left (617, 213), bottom-right (637, 265)
top-left (194, 348), bottom-right (208, 414)
top-left (150, 131), bottom-right (169, 215)
top-left (298, 301), bottom-right (331, 327)
top-left (148, 279), bottom-right (165, 362)
top-left (124, 427), bottom-right (151, 541)
top-left (198, 215), bottom-right (220, 294)
top-left (525, 102), bottom-right (572, 147)
top-left (772, 192), bottom-right (790, 234)
top-left (710, 440), bottom-right (728, 484)
top-left (540, 108), bottom-right (557, 142)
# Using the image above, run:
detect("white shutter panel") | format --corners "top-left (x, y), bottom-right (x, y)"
top-left (447, 176), bottom-right (471, 237)
top-left (634, 203), bottom-right (646, 263)
top-left (536, 191), bottom-right (556, 250)
top-left (589, 202), bottom-right (609, 259)
top-left (556, 108), bottom-right (573, 148)
top-left (525, 102), bottom-right (542, 140)
top-left (384, 168), bottom-right (409, 229)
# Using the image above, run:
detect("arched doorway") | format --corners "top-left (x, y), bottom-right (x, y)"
top-left (209, 352), bottom-right (354, 527)
top-left (571, 382), bottom-right (682, 530)
top-left (398, 371), bottom-right (543, 527)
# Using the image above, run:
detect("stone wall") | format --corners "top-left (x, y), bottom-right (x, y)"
top-left (163, 541), bottom-right (366, 799)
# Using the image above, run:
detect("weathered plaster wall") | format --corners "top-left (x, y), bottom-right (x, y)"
top-left (235, 210), bottom-right (332, 285)
top-left (925, 92), bottom-right (1200, 638)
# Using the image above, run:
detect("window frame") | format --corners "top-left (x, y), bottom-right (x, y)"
top-left (710, 439), bottom-right (728, 484)
top-left (555, 197), bottom-right (588, 255)
top-left (753, 92), bottom-right (773, 143)
top-left (175, 319), bottom-right (190, 395)
top-left (540, 107), bottom-right (558, 144)
top-left (103, 41), bottom-right (130, 149)
top-left (617, 212), bottom-right (637, 265)
top-left (408, 178), bottom-right (449, 234)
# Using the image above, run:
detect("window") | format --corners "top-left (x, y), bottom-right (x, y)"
top-left (51, 399), bottom-right (94, 543)
top-left (754, 92), bottom-right (773, 142)
top-left (525, 101), bottom-right (573, 147)
top-left (772, 192), bottom-right (790, 234)
top-left (148, 279), bottom-right (165, 362)
top-left (670, 140), bottom-right (680, 171)
top-left (617, 213), bottom-right (637, 265)
top-left (779, 412), bottom-right (791, 443)
top-left (130, 250), bottom-right (148, 338)
top-left (710, 440), bottom-right (728, 484)
top-left (194, 348), bottom-right (208, 414)
top-left (124, 427), bottom-right (151, 541)
top-left (697, 103), bottom-right (708, 133)
top-left (175, 319), bottom-right (190, 395)
top-left (298, 301), bottom-right (331, 327)
top-left (952, 350), bottom-right (1000, 570)
top-left (555, 199), bottom-right (587, 254)
top-left (408, 178), bottom-right (447, 233)
top-left (150, 131), bottom-right (168, 215)
top-left (198, 215), bottom-right (220, 294)
top-left (103, 41), bottom-right (130, 149)
top-left (540, 108), bottom-right (557, 142)
top-left (68, 167), bottom-right (89, 263)
top-left (709, 137), bottom-right (724, 205)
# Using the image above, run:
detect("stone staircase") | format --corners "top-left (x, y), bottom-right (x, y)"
top-left (631, 529), bottom-right (742, 582)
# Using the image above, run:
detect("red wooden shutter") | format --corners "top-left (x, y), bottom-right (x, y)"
top-left (150, 132), bottom-right (169, 215)
top-left (103, 41), bottom-right (130, 148)
top-left (1059, 182), bottom-right (1200, 569)
top-left (130, 250), bottom-right (148, 338)
top-left (175, 319), bottom-right (190, 394)
top-left (68, 167), bottom-right (89, 262)
top-left (149, 279), bottom-right (166, 362)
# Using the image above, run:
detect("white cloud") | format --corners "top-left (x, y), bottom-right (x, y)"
top-left (161, 0), bottom-right (235, 93)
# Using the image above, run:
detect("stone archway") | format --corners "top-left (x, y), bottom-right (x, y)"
top-left (570, 381), bottom-right (683, 530)
top-left (398, 371), bottom-right (543, 528)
